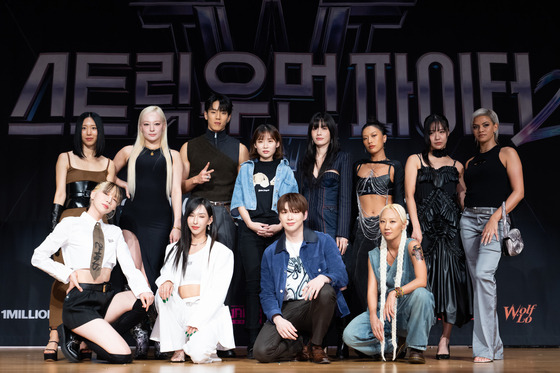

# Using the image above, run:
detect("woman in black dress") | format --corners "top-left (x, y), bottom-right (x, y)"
top-left (404, 114), bottom-right (472, 359)
top-left (113, 106), bottom-right (183, 358)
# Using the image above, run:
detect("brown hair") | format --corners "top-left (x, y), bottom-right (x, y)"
top-left (277, 193), bottom-right (308, 214)
top-left (249, 124), bottom-right (284, 160)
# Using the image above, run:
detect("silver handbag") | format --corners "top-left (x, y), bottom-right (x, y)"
top-left (502, 202), bottom-right (524, 256)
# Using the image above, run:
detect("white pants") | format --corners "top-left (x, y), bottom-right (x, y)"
top-left (151, 295), bottom-right (222, 364)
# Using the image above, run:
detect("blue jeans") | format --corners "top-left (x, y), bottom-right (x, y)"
top-left (342, 287), bottom-right (434, 355)
top-left (460, 208), bottom-right (504, 360)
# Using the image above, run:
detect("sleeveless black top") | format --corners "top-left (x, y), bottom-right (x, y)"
top-left (187, 129), bottom-right (239, 201)
top-left (464, 145), bottom-right (510, 208)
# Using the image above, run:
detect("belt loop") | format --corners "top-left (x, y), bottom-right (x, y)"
top-left (103, 283), bottom-right (107, 293)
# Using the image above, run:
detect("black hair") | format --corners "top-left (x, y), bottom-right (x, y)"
top-left (166, 197), bottom-right (217, 278)
top-left (361, 117), bottom-right (388, 136)
top-left (204, 92), bottom-right (233, 115)
top-left (298, 112), bottom-right (340, 187)
top-left (73, 112), bottom-right (105, 158)
top-left (421, 114), bottom-right (449, 167)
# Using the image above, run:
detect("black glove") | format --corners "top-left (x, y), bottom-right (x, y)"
top-left (51, 203), bottom-right (64, 231)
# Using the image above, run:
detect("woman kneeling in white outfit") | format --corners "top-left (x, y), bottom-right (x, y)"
top-left (151, 197), bottom-right (235, 363)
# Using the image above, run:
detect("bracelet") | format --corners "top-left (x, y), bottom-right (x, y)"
top-left (394, 287), bottom-right (404, 298)
top-left (172, 226), bottom-right (181, 231)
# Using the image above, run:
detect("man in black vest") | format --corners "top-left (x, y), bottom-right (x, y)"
top-left (180, 93), bottom-right (249, 357)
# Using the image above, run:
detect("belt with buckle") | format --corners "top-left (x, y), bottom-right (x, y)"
top-left (80, 282), bottom-right (111, 292)
top-left (464, 207), bottom-right (498, 215)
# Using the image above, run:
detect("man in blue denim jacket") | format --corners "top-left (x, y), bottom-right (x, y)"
top-left (253, 193), bottom-right (349, 364)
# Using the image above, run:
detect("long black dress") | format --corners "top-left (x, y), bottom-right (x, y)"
top-left (414, 157), bottom-right (472, 326)
top-left (119, 148), bottom-right (172, 292)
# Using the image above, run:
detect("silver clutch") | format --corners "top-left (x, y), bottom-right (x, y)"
top-left (502, 202), bottom-right (524, 256)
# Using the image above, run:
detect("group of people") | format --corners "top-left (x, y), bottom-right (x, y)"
top-left (31, 93), bottom-right (524, 366)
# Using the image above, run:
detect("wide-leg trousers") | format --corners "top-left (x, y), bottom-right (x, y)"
top-left (460, 207), bottom-right (504, 360)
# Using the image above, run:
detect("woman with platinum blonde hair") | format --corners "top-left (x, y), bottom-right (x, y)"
top-left (113, 106), bottom-right (183, 358)
top-left (343, 204), bottom-right (434, 364)
top-left (460, 108), bottom-right (524, 363)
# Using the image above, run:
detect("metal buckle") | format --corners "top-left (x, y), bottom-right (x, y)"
top-left (102, 284), bottom-right (107, 292)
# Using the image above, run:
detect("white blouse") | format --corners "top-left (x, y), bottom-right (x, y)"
top-left (31, 212), bottom-right (152, 297)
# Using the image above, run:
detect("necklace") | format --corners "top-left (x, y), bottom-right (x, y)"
top-left (387, 248), bottom-right (397, 261)
top-left (190, 238), bottom-right (207, 247)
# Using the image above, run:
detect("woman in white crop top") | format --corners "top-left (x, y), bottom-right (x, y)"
top-left (31, 181), bottom-right (154, 364)
top-left (151, 197), bottom-right (235, 363)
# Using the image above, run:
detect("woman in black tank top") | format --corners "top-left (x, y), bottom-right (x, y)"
top-left (460, 108), bottom-right (524, 363)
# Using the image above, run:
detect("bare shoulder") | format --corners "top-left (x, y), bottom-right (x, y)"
top-left (500, 146), bottom-right (519, 158)
top-left (405, 153), bottom-right (421, 168)
top-left (57, 151), bottom-right (70, 164)
top-left (453, 159), bottom-right (464, 173)
top-left (179, 141), bottom-right (189, 158)
top-left (117, 145), bottom-right (133, 156)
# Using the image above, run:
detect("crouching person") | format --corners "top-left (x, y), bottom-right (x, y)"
top-left (343, 203), bottom-right (434, 364)
top-left (31, 181), bottom-right (154, 364)
top-left (254, 193), bottom-right (349, 364)
top-left (150, 197), bottom-right (235, 363)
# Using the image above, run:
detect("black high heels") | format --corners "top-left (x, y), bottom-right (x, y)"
top-left (44, 340), bottom-right (58, 361)
top-left (436, 338), bottom-right (450, 360)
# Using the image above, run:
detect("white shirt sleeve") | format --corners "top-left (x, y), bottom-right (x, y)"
top-left (115, 231), bottom-right (153, 297)
top-left (31, 219), bottom-right (74, 284)
top-left (155, 243), bottom-right (177, 289)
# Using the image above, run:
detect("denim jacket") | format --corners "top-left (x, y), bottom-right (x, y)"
top-left (230, 158), bottom-right (298, 218)
top-left (259, 228), bottom-right (350, 322)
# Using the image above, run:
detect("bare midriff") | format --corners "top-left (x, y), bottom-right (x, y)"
top-left (179, 284), bottom-right (200, 299)
top-left (75, 268), bottom-right (112, 284)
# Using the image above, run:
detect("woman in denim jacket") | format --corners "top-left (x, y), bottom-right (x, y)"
top-left (230, 124), bottom-right (298, 357)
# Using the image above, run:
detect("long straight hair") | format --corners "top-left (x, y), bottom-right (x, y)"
top-left (299, 112), bottom-right (340, 187)
top-left (127, 106), bottom-right (173, 199)
top-left (166, 197), bottom-right (217, 278)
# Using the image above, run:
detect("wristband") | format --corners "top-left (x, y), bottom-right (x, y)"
top-left (395, 287), bottom-right (404, 298)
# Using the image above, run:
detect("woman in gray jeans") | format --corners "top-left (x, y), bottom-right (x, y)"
top-left (460, 108), bottom-right (524, 363)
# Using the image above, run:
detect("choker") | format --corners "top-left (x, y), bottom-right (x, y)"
top-left (432, 148), bottom-right (448, 158)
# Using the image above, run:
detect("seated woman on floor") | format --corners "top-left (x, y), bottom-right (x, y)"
top-left (343, 203), bottom-right (434, 364)
top-left (150, 197), bottom-right (235, 363)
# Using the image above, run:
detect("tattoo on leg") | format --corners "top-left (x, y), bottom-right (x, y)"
top-left (412, 245), bottom-right (424, 261)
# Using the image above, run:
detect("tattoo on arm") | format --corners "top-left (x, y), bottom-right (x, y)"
top-left (412, 245), bottom-right (424, 261)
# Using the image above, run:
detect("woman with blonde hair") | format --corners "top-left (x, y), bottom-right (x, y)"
top-left (113, 106), bottom-right (183, 358)
top-left (32, 181), bottom-right (154, 364)
top-left (343, 204), bottom-right (434, 364)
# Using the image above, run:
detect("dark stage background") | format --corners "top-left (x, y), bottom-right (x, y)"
top-left (1, 0), bottom-right (559, 347)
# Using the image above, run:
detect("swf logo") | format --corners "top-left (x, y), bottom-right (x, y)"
top-left (504, 304), bottom-right (537, 323)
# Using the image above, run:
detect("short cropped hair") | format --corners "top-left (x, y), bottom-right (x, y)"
top-left (277, 193), bottom-right (308, 214)
top-left (204, 92), bottom-right (233, 115)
